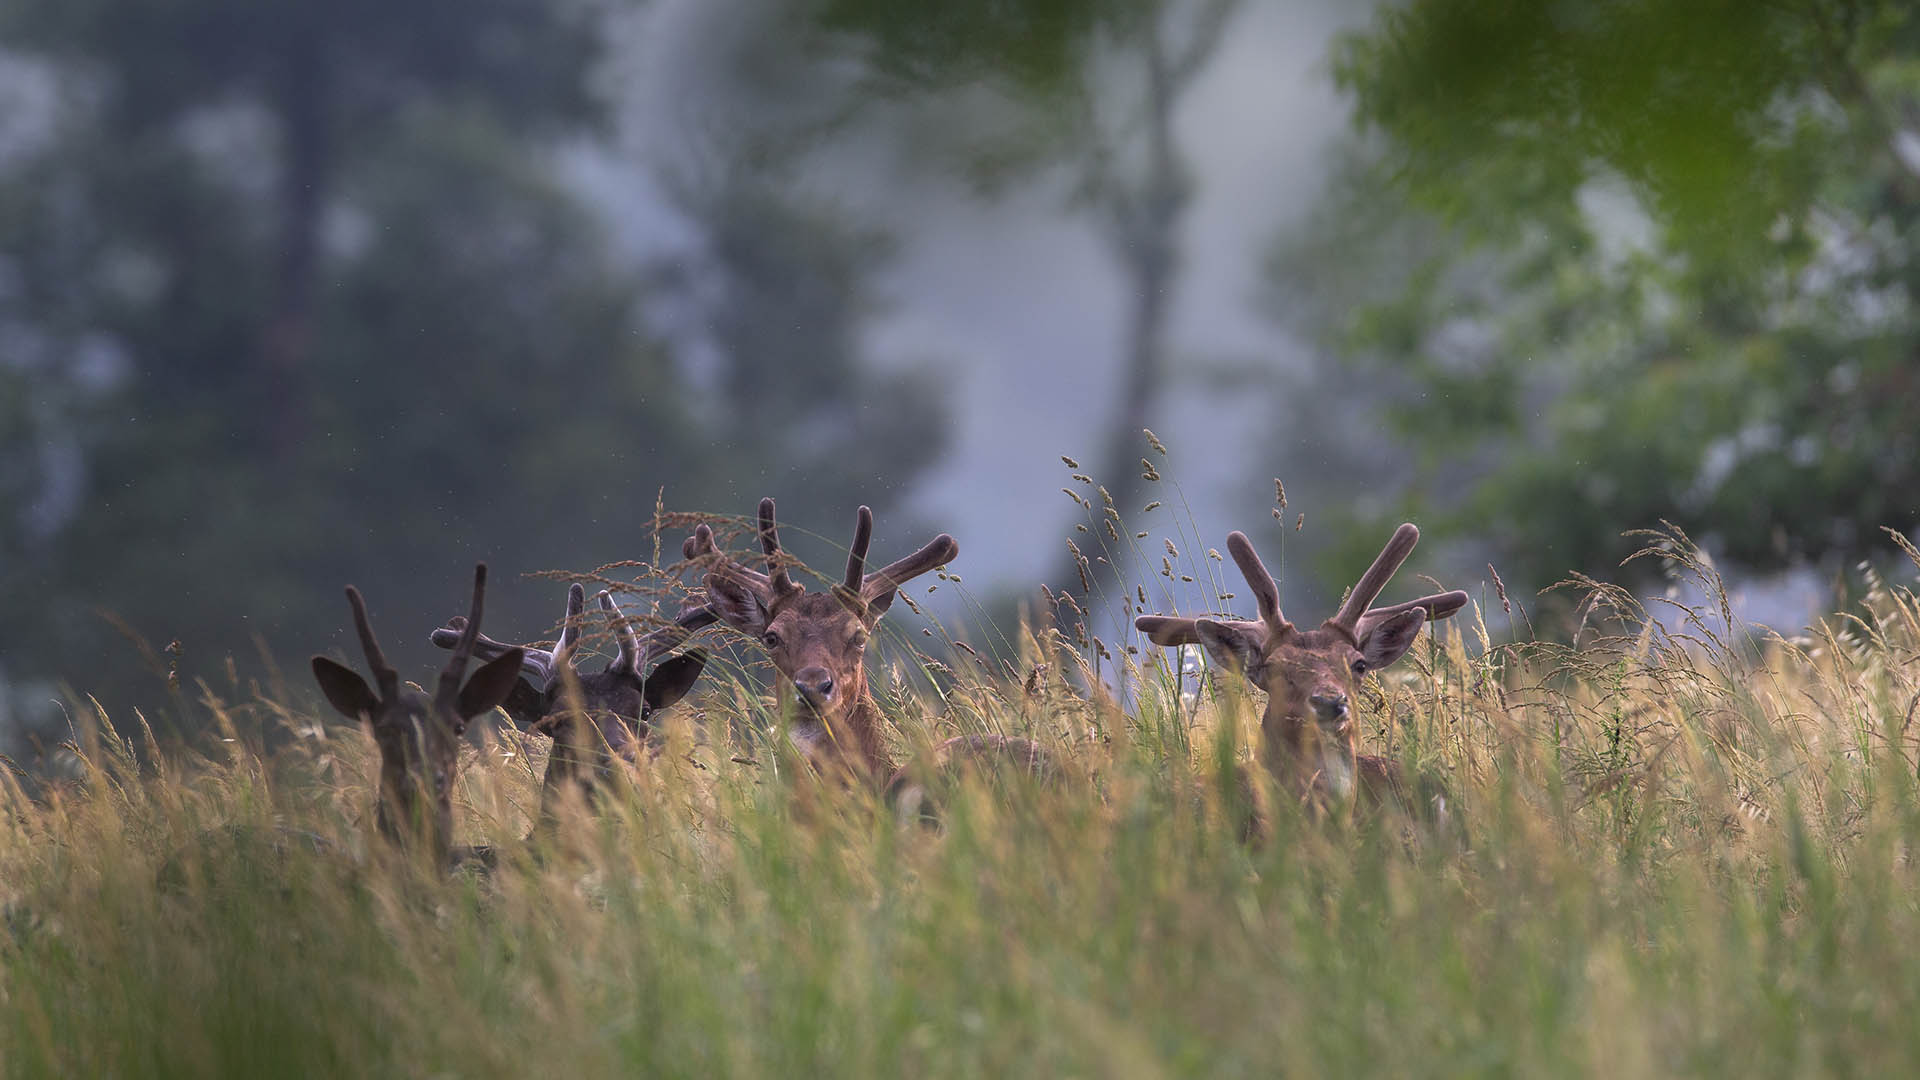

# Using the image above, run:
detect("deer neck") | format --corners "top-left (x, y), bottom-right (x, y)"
top-left (1261, 708), bottom-right (1358, 803)
top-left (1354, 755), bottom-right (1406, 808)
top-left (1315, 740), bottom-right (1358, 800)
top-left (375, 760), bottom-right (452, 862)
top-left (536, 711), bottom-right (630, 823)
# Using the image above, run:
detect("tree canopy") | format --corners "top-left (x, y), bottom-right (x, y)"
top-left (1275, 0), bottom-right (1920, 589)
top-left (0, 0), bottom-right (948, 739)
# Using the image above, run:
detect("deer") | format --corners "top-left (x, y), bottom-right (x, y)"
top-left (310, 564), bottom-right (527, 866)
top-left (684, 498), bottom-right (1051, 804)
top-left (1137, 523), bottom-right (1467, 827)
top-left (428, 583), bottom-right (712, 827)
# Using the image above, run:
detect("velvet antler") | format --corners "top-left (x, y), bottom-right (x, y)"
top-left (600, 589), bottom-right (718, 675)
top-left (346, 586), bottom-right (399, 697)
top-left (847, 504), bottom-right (958, 616)
top-left (1226, 530), bottom-right (1291, 640)
top-left (1327, 523), bottom-right (1421, 636)
top-left (432, 563), bottom-right (489, 707)
top-left (683, 501), bottom-right (804, 615)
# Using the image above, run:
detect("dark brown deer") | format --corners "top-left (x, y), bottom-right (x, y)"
top-left (429, 583), bottom-right (712, 824)
top-left (685, 498), bottom-right (1049, 798)
top-left (1137, 524), bottom-right (1467, 823)
top-left (310, 564), bottom-right (526, 864)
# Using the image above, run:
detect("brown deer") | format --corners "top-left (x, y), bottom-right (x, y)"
top-left (310, 564), bottom-right (527, 864)
top-left (429, 583), bottom-right (712, 825)
top-left (685, 498), bottom-right (1049, 799)
top-left (1137, 524), bottom-right (1467, 824)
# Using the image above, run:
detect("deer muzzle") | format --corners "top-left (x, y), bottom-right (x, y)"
top-left (1309, 693), bottom-right (1351, 731)
top-left (794, 667), bottom-right (837, 709)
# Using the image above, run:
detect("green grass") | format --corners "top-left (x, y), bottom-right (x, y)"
top-left (5, 559), bottom-right (1920, 1078)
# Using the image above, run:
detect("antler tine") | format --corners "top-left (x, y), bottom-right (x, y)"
top-left (551, 583), bottom-right (586, 672)
top-left (1135, 615), bottom-right (1204, 646)
top-left (843, 505), bottom-right (874, 593)
top-left (1329, 523), bottom-right (1422, 633)
top-left (682, 523), bottom-right (717, 562)
top-left (1226, 531), bottom-right (1291, 637)
top-left (598, 590), bottom-right (641, 673)
top-left (758, 497), bottom-right (798, 597)
top-left (430, 617), bottom-right (554, 683)
top-left (685, 522), bottom-right (768, 589)
top-left (862, 533), bottom-right (959, 602)
top-left (673, 602), bottom-right (720, 634)
top-left (345, 585), bottom-right (399, 693)
top-left (1355, 590), bottom-right (1470, 638)
top-left (436, 563), bottom-right (488, 700)
top-left (631, 602), bottom-right (721, 668)
top-left (684, 517), bottom-right (789, 609)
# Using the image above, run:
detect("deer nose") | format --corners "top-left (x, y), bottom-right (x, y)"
top-left (795, 668), bottom-right (836, 705)
top-left (1309, 693), bottom-right (1349, 723)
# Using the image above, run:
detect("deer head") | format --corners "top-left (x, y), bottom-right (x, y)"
top-left (430, 583), bottom-right (712, 821)
top-left (1137, 524), bottom-right (1467, 809)
top-left (430, 583), bottom-right (712, 754)
top-left (684, 497), bottom-right (957, 780)
top-left (311, 564), bottom-right (526, 860)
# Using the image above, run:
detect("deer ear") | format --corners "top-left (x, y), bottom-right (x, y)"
top-left (1194, 620), bottom-right (1266, 674)
top-left (706, 573), bottom-right (771, 634)
top-left (457, 648), bottom-right (528, 720)
top-left (312, 657), bottom-right (380, 719)
top-left (643, 651), bottom-right (708, 713)
top-left (1359, 608), bottom-right (1427, 671)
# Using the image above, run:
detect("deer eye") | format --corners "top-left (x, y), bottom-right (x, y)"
top-left (1351, 657), bottom-right (1369, 676)
top-left (763, 630), bottom-right (782, 649)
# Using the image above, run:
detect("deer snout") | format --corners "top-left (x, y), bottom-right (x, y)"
top-left (1309, 693), bottom-right (1350, 728)
top-left (794, 667), bottom-right (836, 707)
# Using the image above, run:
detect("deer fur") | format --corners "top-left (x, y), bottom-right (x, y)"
top-left (1138, 523), bottom-right (1468, 827)
top-left (430, 583), bottom-right (711, 827)
top-left (311, 564), bottom-right (526, 866)
top-left (687, 498), bottom-right (1049, 799)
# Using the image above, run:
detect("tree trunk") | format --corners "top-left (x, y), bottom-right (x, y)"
top-left (1046, 14), bottom-right (1189, 605)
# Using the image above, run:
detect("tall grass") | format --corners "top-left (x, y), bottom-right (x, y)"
top-left (4, 531), bottom-right (1920, 1078)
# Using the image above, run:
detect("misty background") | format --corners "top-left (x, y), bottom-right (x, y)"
top-left (3, 0), bottom-right (1915, 754)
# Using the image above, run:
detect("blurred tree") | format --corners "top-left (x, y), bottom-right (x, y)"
top-left (1270, 0), bottom-right (1920, 590)
top-left (648, 160), bottom-right (950, 550)
top-left (0, 0), bottom-right (966, 749)
top-left (5, 0), bottom-right (606, 457)
top-left (802, 0), bottom-right (1242, 597)
top-left (0, 1), bottom-right (728, 739)
top-left (5, 0), bottom-right (606, 458)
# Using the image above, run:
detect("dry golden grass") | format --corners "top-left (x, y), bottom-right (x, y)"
top-left (3, 525), bottom-right (1919, 1077)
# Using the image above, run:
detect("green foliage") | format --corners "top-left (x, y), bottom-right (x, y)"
top-left (1276, 0), bottom-right (1920, 588)
top-left (1334, 0), bottom-right (1843, 261)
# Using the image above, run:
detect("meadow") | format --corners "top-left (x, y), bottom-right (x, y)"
top-left (4, 529), bottom-right (1919, 1079)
